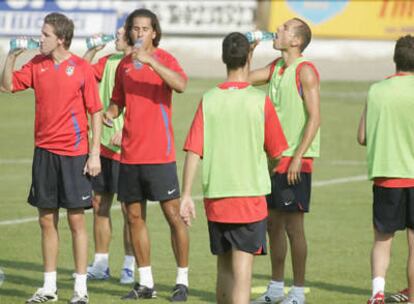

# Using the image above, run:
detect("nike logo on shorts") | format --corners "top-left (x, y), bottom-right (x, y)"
top-left (283, 200), bottom-right (293, 206)
top-left (167, 189), bottom-right (176, 195)
top-left (82, 195), bottom-right (91, 200)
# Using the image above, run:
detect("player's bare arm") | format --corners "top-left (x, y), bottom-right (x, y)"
top-left (247, 41), bottom-right (272, 86)
top-left (0, 50), bottom-right (24, 92)
top-left (357, 103), bottom-right (367, 146)
top-left (133, 48), bottom-right (187, 93)
top-left (288, 64), bottom-right (320, 185)
top-left (84, 110), bottom-right (102, 177)
top-left (248, 64), bottom-right (272, 86)
top-left (83, 44), bottom-right (105, 63)
top-left (180, 151), bottom-right (200, 227)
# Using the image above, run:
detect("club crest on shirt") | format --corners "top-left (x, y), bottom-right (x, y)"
top-left (66, 65), bottom-right (75, 76)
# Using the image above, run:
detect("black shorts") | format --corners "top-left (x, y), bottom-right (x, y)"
top-left (208, 219), bottom-right (267, 255)
top-left (27, 147), bottom-right (92, 209)
top-left (118, 162), bottom-right (180, 203)
top-left (267, 173), bottom-right (312, 212)
top-left (373, 185), bottom-right (414, 233)
top-left (92, 156), bottom-right (120, 194)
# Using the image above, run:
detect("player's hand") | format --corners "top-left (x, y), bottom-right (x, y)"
top-left (132, 47), bottom-right (152, 65)
top-left (180, 195), bottom-right (196, 227)
top-left (9, 47), bottom-right (25, 57)
top-left (110, 131), bottom-right (122, 147)
top-left (90, 33), bottom-right (106, 51)
top-left (84, 154), bottom-right (101, 177)
top-left (287, 156), bottom-right (302, 185)
top-left (92, 44), bottom-right (106, 52)
top-left (102, 112), bottom-right (114, 128)
top-left (250, 40), bottom-right (259, 52)
top-left (267, 157), bottom-right (280, 175)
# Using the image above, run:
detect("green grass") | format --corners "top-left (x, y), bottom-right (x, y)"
top-left (0, 79), bottom-right (407, 303)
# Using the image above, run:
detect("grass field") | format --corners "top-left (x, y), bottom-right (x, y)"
top-left (0, 79), bottom-right (408, 304)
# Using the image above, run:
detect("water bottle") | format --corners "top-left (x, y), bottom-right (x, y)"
top-left (133, 39), bottom-right (143, 70)
top-left (10, 37), bottom-right (40, 51)
top-left (245, 31), bottom-right (277, 44)
top-left (85, 34), bottom-right (115, 49)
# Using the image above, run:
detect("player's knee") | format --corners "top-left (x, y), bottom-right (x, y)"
top-left (38, 215), bottom-right (56, 230)
top-left (127, 212), bottom-right (145, 226)
top-left (68, 218), bottom-right (86, 235)
top-left (94, 204), bottom-right (111, 217)
top-left (285, 222), bottom-right (305, 239)
top-left (166, 212), bottom-right (184, 229)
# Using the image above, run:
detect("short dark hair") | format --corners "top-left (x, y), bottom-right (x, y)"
top-left (394, 35), bottom-right (414, 72)
top-left (292, 17), bottom-right (312, 52)
top-left (222, 32), bottom-right (250, 70)
top-left (44, 12), bottom-right (74, 49)
top-left (124, 9), bottom-right (162, 47)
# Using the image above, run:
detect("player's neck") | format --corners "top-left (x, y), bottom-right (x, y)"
top-left (226, 65), bottom-right (249, 83)
top-left (51, 48), bottom-right (71, 64)
top-left (144, 44), bottom-right (156, 54)
top-left (282, 48), bottom-right (302, 66)
top-left (123, 46), bottom-right (133, 56)
top-left (396, 70), bottom-right (414, 76)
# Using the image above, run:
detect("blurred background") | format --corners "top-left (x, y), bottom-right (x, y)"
top-left (1, 0), bottom-right (413, 80)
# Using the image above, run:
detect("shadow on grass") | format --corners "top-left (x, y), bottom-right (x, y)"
top-left (252, 273), bottom-right (369, 296)
top-left (0, 259), bottom-right (73, 275)
top-left (0, 258), bottom-right (216, 303)
top-left (153, 283), bottom-right (215, 303)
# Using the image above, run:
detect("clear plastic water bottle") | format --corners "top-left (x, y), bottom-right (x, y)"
top-left (133, 39), bottom-right (143, 70)
top-left (245, 31), bottom-right (277, 44)
top-left (85, 34), bottom-right (115, 49)
top-left (10, 37), bottom-right (40, 51)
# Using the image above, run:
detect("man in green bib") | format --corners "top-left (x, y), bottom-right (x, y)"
top-left (82, 26), bottom-right (136, 284)
top-left (358, 35), bottom-right (414, 304)
top-left (180, 32), bottom-right (287, 304)
top-left (250, 18), bottom-right (320, 304)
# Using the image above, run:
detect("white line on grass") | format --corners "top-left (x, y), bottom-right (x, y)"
top-left (0, 175), bottom-right (368, 226)
top-left (0, 158), bottom-right (31, 165)
top-left (313, 175), bottom-right (367, 186)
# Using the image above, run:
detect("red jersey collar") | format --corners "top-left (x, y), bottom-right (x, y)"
top-left (218, 82), bottom-right (250, 89)
top-left (387, 72), bottom-right (414, 79)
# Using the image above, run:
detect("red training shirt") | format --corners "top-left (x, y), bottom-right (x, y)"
top-left (12, 54), bottom-right (102, 156)
top-left (91, 54), bottom-right (111, 81)
top-left (184, 82), bottom-right (288, 223)
top-left (111, 48), bottom-right (187, 164)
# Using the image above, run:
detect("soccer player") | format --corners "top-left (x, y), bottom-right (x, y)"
top-left (103, 9), bottom-right (190, 301)
top-left (180, 32), bottom-right (288, 304)
top-left (82, 26), bottom-right (136, 284)
top-left (249, 18), bottom-right (320, 304)
top-left (357, 35), bottom-right (414, 304)
top-left (1, 12), bottom-right (102, 304)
